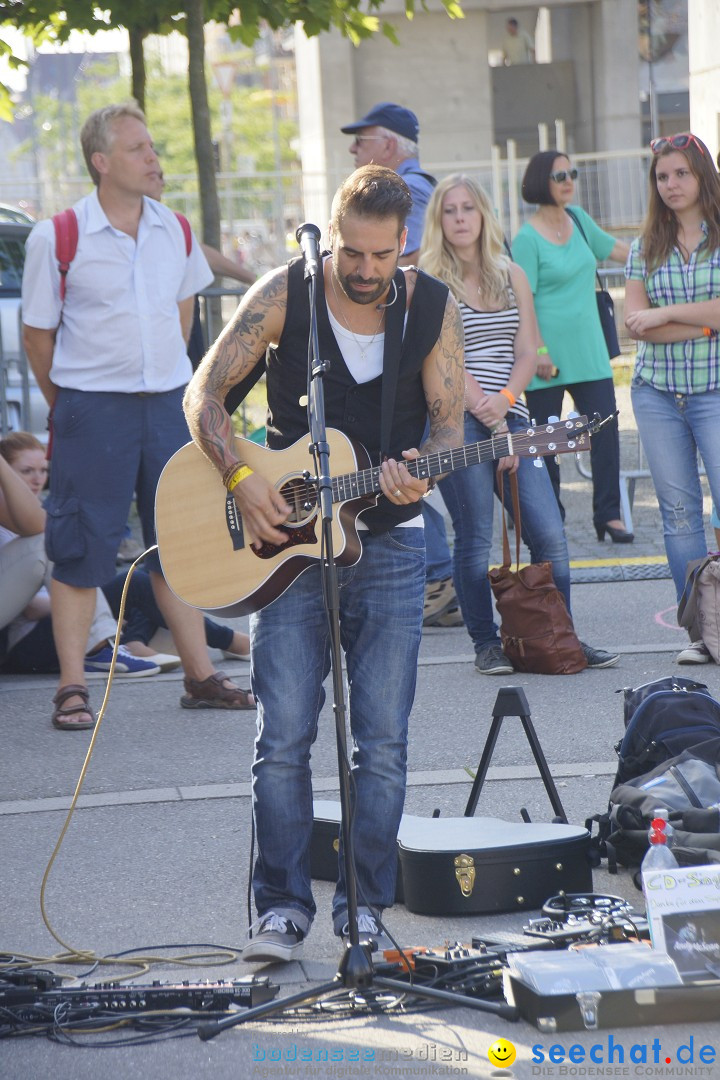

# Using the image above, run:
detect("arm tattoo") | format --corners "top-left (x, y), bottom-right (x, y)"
top-left (183, 268), bottom-right (287, 472)
top-left (421, 294), bottom-right (465, 456)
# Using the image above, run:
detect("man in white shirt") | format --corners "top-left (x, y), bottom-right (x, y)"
top-left (22, 103), bottom-right (255, 729)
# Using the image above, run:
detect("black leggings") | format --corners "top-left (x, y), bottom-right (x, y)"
top-left (525, 376), bottom-right (621, 526)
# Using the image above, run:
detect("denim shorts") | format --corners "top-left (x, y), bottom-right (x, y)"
top-left (46, 387), bottom-right (189, 587)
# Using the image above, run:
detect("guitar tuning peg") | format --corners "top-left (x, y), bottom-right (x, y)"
top-left (547, 415), bottom-right (560, 424)
top-left (533, 458), bottom-right (543, 468)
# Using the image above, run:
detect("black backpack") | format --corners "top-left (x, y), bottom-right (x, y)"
top-left (613, 676), bottom-right (720, 787)
top-left (590, 737), bottom-right (720, 872)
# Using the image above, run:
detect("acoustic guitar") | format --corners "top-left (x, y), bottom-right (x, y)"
top-left (155, 416), bottom-right (596, 617)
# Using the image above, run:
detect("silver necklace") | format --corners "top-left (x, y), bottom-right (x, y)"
top-left (330, 272), bottom-right (385, 360)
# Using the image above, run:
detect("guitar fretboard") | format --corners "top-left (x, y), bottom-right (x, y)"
top-left (330, 425), bottom-right (584, 503)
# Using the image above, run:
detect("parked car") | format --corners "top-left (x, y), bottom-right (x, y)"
top-left (0, 203), bottom-right (35, 225)
top-left (0, 219), bottom-right (49, 441)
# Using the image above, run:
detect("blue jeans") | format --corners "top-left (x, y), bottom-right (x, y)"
top-left (438, 412), bottom-right (571, 651)
top-left (422, 500), bottom-right (453, 581)
top-left (248, 527), bottom-right (425, 932)
top-left (631, 379), bottom-right (720, 599)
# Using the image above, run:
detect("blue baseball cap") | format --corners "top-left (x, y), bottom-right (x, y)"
top-left (341, 102), bottom-right (419, 143)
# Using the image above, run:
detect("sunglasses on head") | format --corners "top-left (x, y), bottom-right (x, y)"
top-left (650, 132), bottom-right (707, 157)
top-left (548, 168), bottom-right (578, 183)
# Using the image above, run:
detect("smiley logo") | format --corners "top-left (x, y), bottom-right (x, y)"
top-left (488, 1039), bottom-right (516, 1069)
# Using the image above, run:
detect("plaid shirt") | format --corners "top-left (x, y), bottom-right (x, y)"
top-left (626, 224), bottom-right (720, 393)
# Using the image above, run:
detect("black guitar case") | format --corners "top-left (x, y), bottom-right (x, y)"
top-left (310, 800), bottom-right (592, 915)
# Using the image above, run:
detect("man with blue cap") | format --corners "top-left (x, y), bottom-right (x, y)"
top-left (341, 102), bottom-right (435, 266)
top-left (342, 102), bottom-right (462, 629)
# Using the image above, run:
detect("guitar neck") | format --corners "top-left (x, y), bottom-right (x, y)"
top-left (332, 432), bottom-right (514, 503)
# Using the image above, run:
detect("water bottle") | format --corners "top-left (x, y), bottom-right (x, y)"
top-left (641, 809), bottom-right (679, 873)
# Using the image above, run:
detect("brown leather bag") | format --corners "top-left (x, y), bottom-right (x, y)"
top-left (488, 473), bottom-right (587, 674)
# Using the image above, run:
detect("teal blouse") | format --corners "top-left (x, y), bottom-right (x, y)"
top-left (512, 205), bottom-right (616, 390)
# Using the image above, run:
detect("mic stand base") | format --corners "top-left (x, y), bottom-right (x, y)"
top-left (196, 943), bottom-right (518, 1039)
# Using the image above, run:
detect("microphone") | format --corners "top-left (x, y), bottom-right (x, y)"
top-left (295, 222), bottom-right (321, 278)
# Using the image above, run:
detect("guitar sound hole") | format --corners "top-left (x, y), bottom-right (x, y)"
top-left (280, 477), bottom-right (317, 526)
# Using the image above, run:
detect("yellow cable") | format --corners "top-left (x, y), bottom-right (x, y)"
top-left (11, 547), bottom-right (240, 983)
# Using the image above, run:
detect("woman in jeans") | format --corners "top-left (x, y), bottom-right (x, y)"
top-left (419, 174), bottom-right (618, 674)
top-left (625, 132), bottom-right (720, 666)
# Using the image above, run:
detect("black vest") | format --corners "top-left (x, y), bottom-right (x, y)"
top-left (265, 257), bottom-right (448, 534)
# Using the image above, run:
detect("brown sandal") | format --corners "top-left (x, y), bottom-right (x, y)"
top-left (180, 671), bottom-right (256, 711)
top-left (52, 684), bottom-right (95, 731)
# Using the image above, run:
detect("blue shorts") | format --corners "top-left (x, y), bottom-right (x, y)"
top-left (46, 388), bottom-right (189, 587)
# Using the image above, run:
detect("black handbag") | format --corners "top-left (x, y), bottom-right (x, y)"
top-left (566, 208), bottom-right (621, 359)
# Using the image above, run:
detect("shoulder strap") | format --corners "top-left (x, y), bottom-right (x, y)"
top-left (174, 211), bottom-right (192, 256)
top-left (52, 208), bottom-right (79, 303)
top-left (565, 208), bottom-right (603, 291)
top-left (379, 269), bottom-right (408, 459)
top-left (51, 208), bottom-right (192, 304)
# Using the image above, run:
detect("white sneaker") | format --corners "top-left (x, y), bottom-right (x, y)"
top-left (677, 641), bottom-right (712, 665)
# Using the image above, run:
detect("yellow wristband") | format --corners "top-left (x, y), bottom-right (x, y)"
top-left (226, 464), bottom-right (254, 492)
top-left (499, 387), bottom-right (516, 408)
top-left (537, 345), bottom-right (549, 355)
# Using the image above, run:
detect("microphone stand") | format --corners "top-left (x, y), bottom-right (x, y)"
top-left (197, 227), bottom-right (519, 1040)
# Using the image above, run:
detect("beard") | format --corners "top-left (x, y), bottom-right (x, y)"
top-left (334, 264), bottom-right (397, 306)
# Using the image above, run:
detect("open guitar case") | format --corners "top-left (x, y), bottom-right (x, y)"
top-left (310, 687), bottom-right (593, 915)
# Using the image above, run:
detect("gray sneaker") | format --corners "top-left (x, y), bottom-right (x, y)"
top-left (677, 641), bottom-right (712, 665)
top-left (339, 913), bottom-right (393, 956)
top-left (242, 912), bottom-right (305, 963)
top-left (474, 641), bottom-right (514, 675)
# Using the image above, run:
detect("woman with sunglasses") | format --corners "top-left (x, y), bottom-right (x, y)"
top-left (512, 150), bottom-right (631, 542)
top-left (419, 174), bottom-right (619, 674)
top-left (625, 132), bottom-right (720, 666)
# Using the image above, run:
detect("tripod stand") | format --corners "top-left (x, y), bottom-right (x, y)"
top-left (197, 226), bottom-right (518, 1040)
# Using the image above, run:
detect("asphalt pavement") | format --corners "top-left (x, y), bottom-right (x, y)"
top-left (2, 384), bottom-right (720, 1079)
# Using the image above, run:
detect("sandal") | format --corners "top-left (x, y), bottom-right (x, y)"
top-left (52, 684), bottom-right (95, 731)
top-left (180, 671), bottom-right (256, 711)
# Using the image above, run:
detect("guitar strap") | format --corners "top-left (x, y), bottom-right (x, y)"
top-left (379, 268), bottom-right (407, 460)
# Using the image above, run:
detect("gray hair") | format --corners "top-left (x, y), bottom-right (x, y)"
top-left (80, 102), bottom-right (146, 186)
top-left (380, 128), bottom-right (419, 159)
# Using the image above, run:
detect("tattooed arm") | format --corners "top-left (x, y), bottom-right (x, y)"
top-left (183, 266), bottom-right (292, 546)
top-left (420, 291), bottom-right (465, 456)
top-left (379, 290), bottom-right (465, 504)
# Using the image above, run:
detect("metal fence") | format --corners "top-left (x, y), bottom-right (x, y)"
top-left (0, 146), bottom-right (653, 272)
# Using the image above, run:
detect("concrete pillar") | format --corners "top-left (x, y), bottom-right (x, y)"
top-left (295, 2), bottom-right (493, 225)
top-left (547, 0), bottom-right (640, 151)
top-left (688, 0), bottom-right (720, 163)
top-left (590, 0), bottom-right (642, 150)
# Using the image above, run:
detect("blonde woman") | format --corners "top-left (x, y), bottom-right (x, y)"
top-left (420, 174), bottom-right (618, 673)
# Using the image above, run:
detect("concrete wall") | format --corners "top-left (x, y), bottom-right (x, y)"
top-left (295, 0), bottom-right (643, 224)
top-left (492, 61), bottom-right (577, 155)
top-left (688, 0), bottom-right (720, 163)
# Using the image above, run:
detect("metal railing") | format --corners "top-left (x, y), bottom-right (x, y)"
top-left (0, 146), bottom-right (653, 271)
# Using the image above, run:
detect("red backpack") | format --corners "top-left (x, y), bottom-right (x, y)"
top-left (52, 207), bottom-right (192, 301)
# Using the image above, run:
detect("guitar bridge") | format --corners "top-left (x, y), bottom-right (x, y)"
top-left (225, 495), bottom-right (245, 551)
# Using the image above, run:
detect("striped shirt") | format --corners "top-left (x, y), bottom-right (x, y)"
top-left (625, 224), bottom-right (720, 394)
top-left (459, 298), bottom-right (529, 421)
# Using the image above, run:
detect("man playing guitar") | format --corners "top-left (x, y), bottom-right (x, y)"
top-left (183, 165), bottom-right (465, 963)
